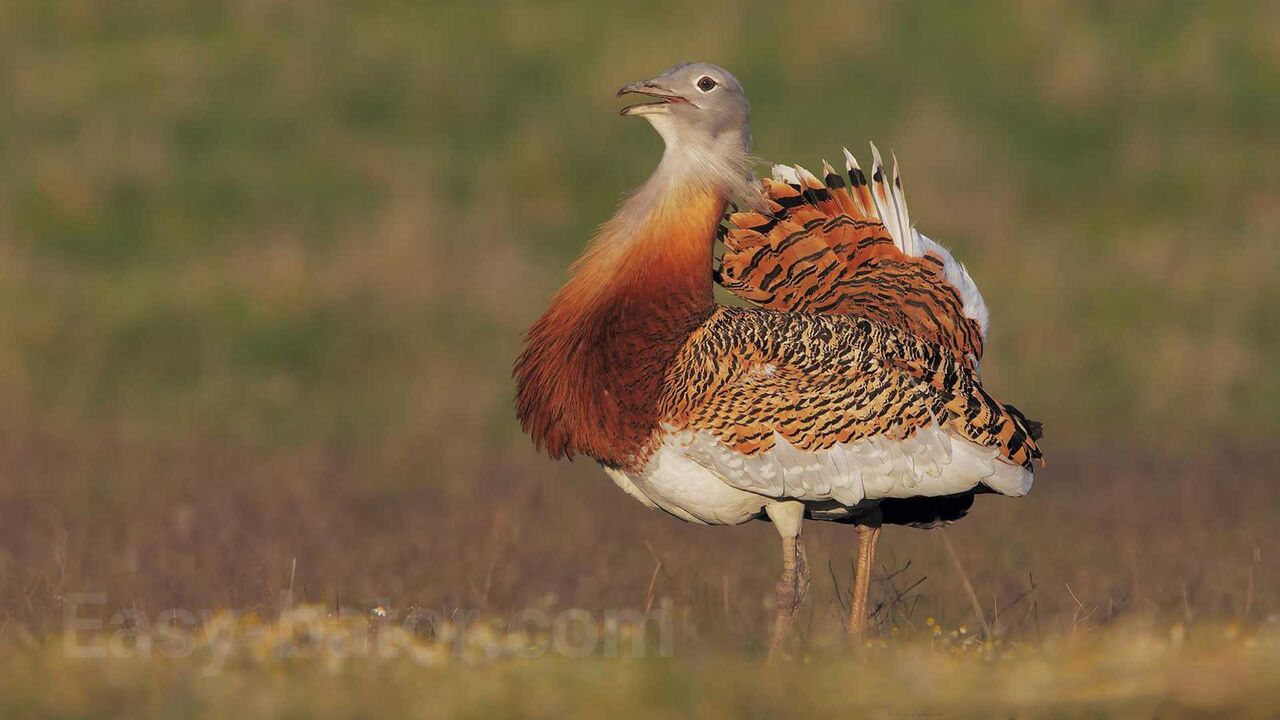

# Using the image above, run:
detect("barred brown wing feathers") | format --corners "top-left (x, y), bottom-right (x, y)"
top-left (662, 309), bottom-right (1041, 504)
top-left (865, 319), bottom-right (1044, 468)
top-left (717, 148), bottom-right (987, 369)
top-left (720, 216), bottom-right (847, 310)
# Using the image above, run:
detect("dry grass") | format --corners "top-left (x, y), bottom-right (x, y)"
top-left (1, 0), bottom-right (1278, 715)
top-left (5, 607), bottom-right (1280, 718)
top-left (3, 435), bottom-right (1277, 648)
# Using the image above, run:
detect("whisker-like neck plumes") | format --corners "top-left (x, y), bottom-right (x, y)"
top-left (515, 147), bottom-right (743, 469)
top-left (645, 122), bottom-right (756, 205)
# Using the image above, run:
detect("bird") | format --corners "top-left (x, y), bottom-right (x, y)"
top-left (514, 62), bottom-right (1043, 657)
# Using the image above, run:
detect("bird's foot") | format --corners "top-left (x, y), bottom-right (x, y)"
top-left (768, 537), bottom-right (810, 661)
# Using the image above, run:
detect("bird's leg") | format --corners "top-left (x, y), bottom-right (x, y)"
top-left (847, 507), bottom-right (883, 648)
top-left (765, 501), bottom-right (809, 660)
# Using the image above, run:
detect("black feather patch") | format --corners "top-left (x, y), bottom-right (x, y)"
top-left (1003, 403), bottom-right (1044, 441)
top-left (878, 492), bottom-right (977, 529)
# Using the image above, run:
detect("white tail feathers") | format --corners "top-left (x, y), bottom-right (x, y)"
top-left (890, 152), bottom-right (915, 256)
top-left (794, 164), bottom-right (823, 192)
top-left (842, 147), bottom-right (872, 215)
top-left (771, 143), bottom-right (992, 339)
top-left (771, 164), bottom-right (800, 184)
top-left (867, 142), bottom-right (916, 257)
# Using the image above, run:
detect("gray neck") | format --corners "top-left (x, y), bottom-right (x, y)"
top-left (622, 121), bottom-right (757, 221)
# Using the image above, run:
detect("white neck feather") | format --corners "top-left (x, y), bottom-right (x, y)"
top-left (610, 124), bottom-right (758, 237)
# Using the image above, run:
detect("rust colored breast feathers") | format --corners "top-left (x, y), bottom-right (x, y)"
top-left (718, 146), bottom-right (989, 370)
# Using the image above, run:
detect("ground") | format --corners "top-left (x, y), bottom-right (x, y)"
top-left (1, 1), bottom-right (1278, 717)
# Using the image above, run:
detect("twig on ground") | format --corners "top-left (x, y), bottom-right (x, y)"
top-left (642, 558), bottom-right (662, 617)
top-left (828, 560), bottom-right (848, 617)
top-left (941, 529), bottom-right (992, 638)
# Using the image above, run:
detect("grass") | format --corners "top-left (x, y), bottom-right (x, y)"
top-left (6, 609), bottom-right (1280, 718)
top-left (3, 0), bottom-right (1278, 453)
top-left (4, 436), bottom-right (1278, 716)
top-left (1, 0), bottom-right (1278, 715)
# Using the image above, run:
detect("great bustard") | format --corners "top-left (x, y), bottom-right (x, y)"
top-left (514, 62), bottom-right (1043, 656)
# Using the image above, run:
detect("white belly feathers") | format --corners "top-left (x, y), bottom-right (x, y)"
top-left (603, 426), bottom-right (1033, 526)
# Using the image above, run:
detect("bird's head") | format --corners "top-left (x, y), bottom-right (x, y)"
top-left (617, 62), bottom-right (750, 155)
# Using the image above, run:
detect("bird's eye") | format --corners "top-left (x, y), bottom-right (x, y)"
top-left (696, 76), bottom-right (718, 92)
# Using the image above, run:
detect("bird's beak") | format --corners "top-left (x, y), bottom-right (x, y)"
top-left (617, 79), bottom-right (690, 116)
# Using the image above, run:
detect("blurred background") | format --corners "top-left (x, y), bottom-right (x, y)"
top-left (1, 0), bottom-right (1277, 643)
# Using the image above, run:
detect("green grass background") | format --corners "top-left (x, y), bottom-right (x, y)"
top-left (3, 0), bottom-right (1277, 462)
top-left (1, 1), bottom-right (1279, 715)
